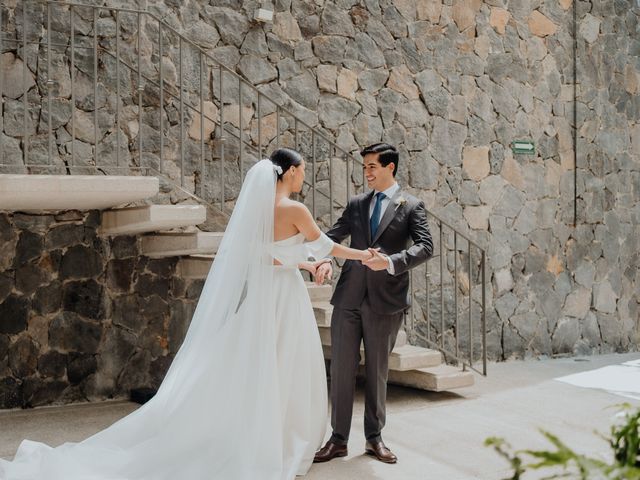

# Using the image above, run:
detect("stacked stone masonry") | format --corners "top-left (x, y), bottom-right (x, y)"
top-left (0, 211), bottom-right (200, 408)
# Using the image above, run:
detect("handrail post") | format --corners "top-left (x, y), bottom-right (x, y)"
top-left (157, 19), bottom-right (162, 174)
top-left (219, 67), bottom-right (225, 212)
top-left (454, 231), bottom-right (459, 359)
top-left (116, 10), bottom-right (121, 168)
top-left (276, 105), bottom-right (280, 148)
top-left (46, 2), bottom-right (52, 165)
top-left (345, 153), bottom-right (349, 202)
top-left (70, 5), bottom-right (75, 166)
top-left (469, 240), bottom-right (473, 367)
top-left (238, 78), bottom-right (243, 179)
top-left (439, 221), bottom-right (444, 350)
top-left (179, 37), bottom-right (184, 187)
top-left (409, 269), bottom-right (414, 338)
top-left (482, 249), bottom-right (487, 375)
top-left (426, 238), bottom-right (430, 343)
top-left (329, 146), bottom-right (334, 225)
top-left (257, 93), bottom-right (262, 159)
top-left (23, 1), bottom-right (29, 164)
top-left (200, 51), bottom-right (204, 198)
top-left (311, 131), bottom-right (316, 218)
top-left (94, 7), bottom-right (98, 166)
top-left (0, 4), bottom-right (3, 161)
top-left (138, 12), bottom-right (143, 171)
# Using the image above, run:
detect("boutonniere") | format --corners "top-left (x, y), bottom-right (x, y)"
top-left (394, 196), bottom-right (407, 211)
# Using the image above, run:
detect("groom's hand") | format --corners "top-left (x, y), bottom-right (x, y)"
top-left (363, 248), bottom-right (390, 271)
top-left (315, 262), bottom-right (333, 285)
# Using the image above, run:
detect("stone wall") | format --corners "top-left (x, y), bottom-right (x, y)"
top-left (1, 0), bottom-right (638, 370)
top-left (0, 211), bottom-right (199, 408)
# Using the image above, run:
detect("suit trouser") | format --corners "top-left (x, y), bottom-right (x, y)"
top-left (329, 297), bottom-right (404, 445)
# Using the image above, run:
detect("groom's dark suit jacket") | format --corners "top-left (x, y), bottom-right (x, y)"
top-left (326, 189), bottom-right (433, 315)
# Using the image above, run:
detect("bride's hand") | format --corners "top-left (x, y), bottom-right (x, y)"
top-left (359, 249), bottom-right (375, 262)
top-left (299, 262), bottom-right (317, 276)
top-left (314, 261), bottom-right (333, 285)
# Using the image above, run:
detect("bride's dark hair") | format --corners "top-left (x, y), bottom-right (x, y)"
top-left (270, 148), bottom-right (302, 181)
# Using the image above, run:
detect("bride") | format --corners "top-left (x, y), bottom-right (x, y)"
top-left (0, 148), bottom-right (372, 480)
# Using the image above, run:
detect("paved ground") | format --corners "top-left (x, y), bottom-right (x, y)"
top-left (1, 353), bottom-right (639, 479)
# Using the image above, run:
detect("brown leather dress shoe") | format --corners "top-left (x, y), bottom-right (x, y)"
top-left (313, 440), bottom-right (348, 463)
top-left (365, 440), bottom-right (397, 464)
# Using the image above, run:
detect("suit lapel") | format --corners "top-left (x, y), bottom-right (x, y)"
top-left (371, 189), bottom-right (403, 244)
top-left (361, 191), bottom-right (375, 244)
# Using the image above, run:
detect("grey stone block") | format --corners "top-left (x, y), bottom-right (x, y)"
top-left (49, 312), bottom-right (102, 354)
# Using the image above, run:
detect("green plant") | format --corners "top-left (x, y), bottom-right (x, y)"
top-left (485, 404), bottom-right (640, 480)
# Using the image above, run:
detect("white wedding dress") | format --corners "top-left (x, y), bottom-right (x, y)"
top-left (0, 160), bottom-right (332, 480)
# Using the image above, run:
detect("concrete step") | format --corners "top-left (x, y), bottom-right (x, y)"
top-left (312, 305), bottom-right (407, 349)
top-left (313, 301), bottom-right (333, 327)
top-left (323, 343), bottom-right (442, 372)
top-left (0, 174), bottom-right (159, 212)
top-left (100, 204), bottom-right (206, 236)
top-left (318, 326), bottom-right (407, 348)
top-left (175, 259), bottom-right (339, 298)
top-left (176, 255), bottom-right (215, 279)
top-left (396, 329), bottom-right (407, 347)
top-left (318, 326), bottom-right (332, 346)
top-left (387, 345), bottom-right (442, 371)
top-left (305, 282), bottom-right (332, 302)
top-left (387, 364), bottom-right (475, 391)
top-left (141, 232), bottom-right (224, 258)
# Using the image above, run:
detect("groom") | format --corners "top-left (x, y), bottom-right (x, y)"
top-left (313, 143), bottom-right (433, 464)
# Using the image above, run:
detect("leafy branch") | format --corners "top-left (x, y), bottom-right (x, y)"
top-left (485, 404), bottom-right (640, 480)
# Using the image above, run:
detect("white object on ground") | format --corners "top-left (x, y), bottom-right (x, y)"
top-left (555, 357), bottom-right (640, 400)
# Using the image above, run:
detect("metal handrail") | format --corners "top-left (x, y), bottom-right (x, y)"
top-left (41, 0), bottom-right (357, 162)
top-left (1, 0), bottom-right (488, 375)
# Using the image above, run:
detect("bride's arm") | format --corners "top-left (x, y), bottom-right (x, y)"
top-left (291, 203), bottom-right (371, 262)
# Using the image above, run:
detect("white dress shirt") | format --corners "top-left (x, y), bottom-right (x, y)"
top-left (369, 182), bottom-right (400, 218)
top-left (369, 182), bottom-right (400, 274)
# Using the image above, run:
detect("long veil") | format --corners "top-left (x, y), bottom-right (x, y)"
top-left (0, 160), bottom-right (285, 479)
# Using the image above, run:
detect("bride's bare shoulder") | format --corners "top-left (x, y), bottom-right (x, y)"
top-left (275, 198), bottom-right (311, 218)
top-left (277, 197), bottom-right (306, 210)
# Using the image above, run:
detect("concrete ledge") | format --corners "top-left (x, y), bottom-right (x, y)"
top-left (389, 345), bottom-right (443, 371)
top-left (318, 326), bottom-right (407, 348)
top-left (176, 255), bottom-right (215, 279)
top-left (0, 175), bottom-right (159, 212)
top-left (305, 282), bottom-right (332, 302)
top-left (323, 343), bottom-right (442, 372)
top-left (387, 364), bottom-right (475, 391)
top-left (100, 205), bottom-right (206, 236)
top-left (313, 301), bottom-right (333, 327)
top-left (141, 232), bottom-right (224, 258)
top-left (176, 261), bottom-right (338, 299)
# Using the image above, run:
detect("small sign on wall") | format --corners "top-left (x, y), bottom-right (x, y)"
top-left (511, 140), bottom-right (535, 155)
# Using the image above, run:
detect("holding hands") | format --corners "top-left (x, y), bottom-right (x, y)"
top-left (362, 248), bottom-right (391, 271)
top-left (300, 261), bottom-right (320, 277)
top-left (314, 261), bottom-right (333, 285)
top-left (312, 248), bottom-right (392, 284)
top-left (301, 258), bottom-right (335, 280)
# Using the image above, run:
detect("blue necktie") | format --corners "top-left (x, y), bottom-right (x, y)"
top-left (370, 192), bottom-right (385, 238)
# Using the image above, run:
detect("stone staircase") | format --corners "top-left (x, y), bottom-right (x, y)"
top-left (0, 173), bottom-right (473, 393)
top-left (172, 233), bottom-right (474, 392)
top-left (99, 205), bottom-right (207, 236)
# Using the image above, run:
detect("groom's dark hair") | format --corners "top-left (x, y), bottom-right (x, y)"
top-left (360, 143), bottom-right (399, 176)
